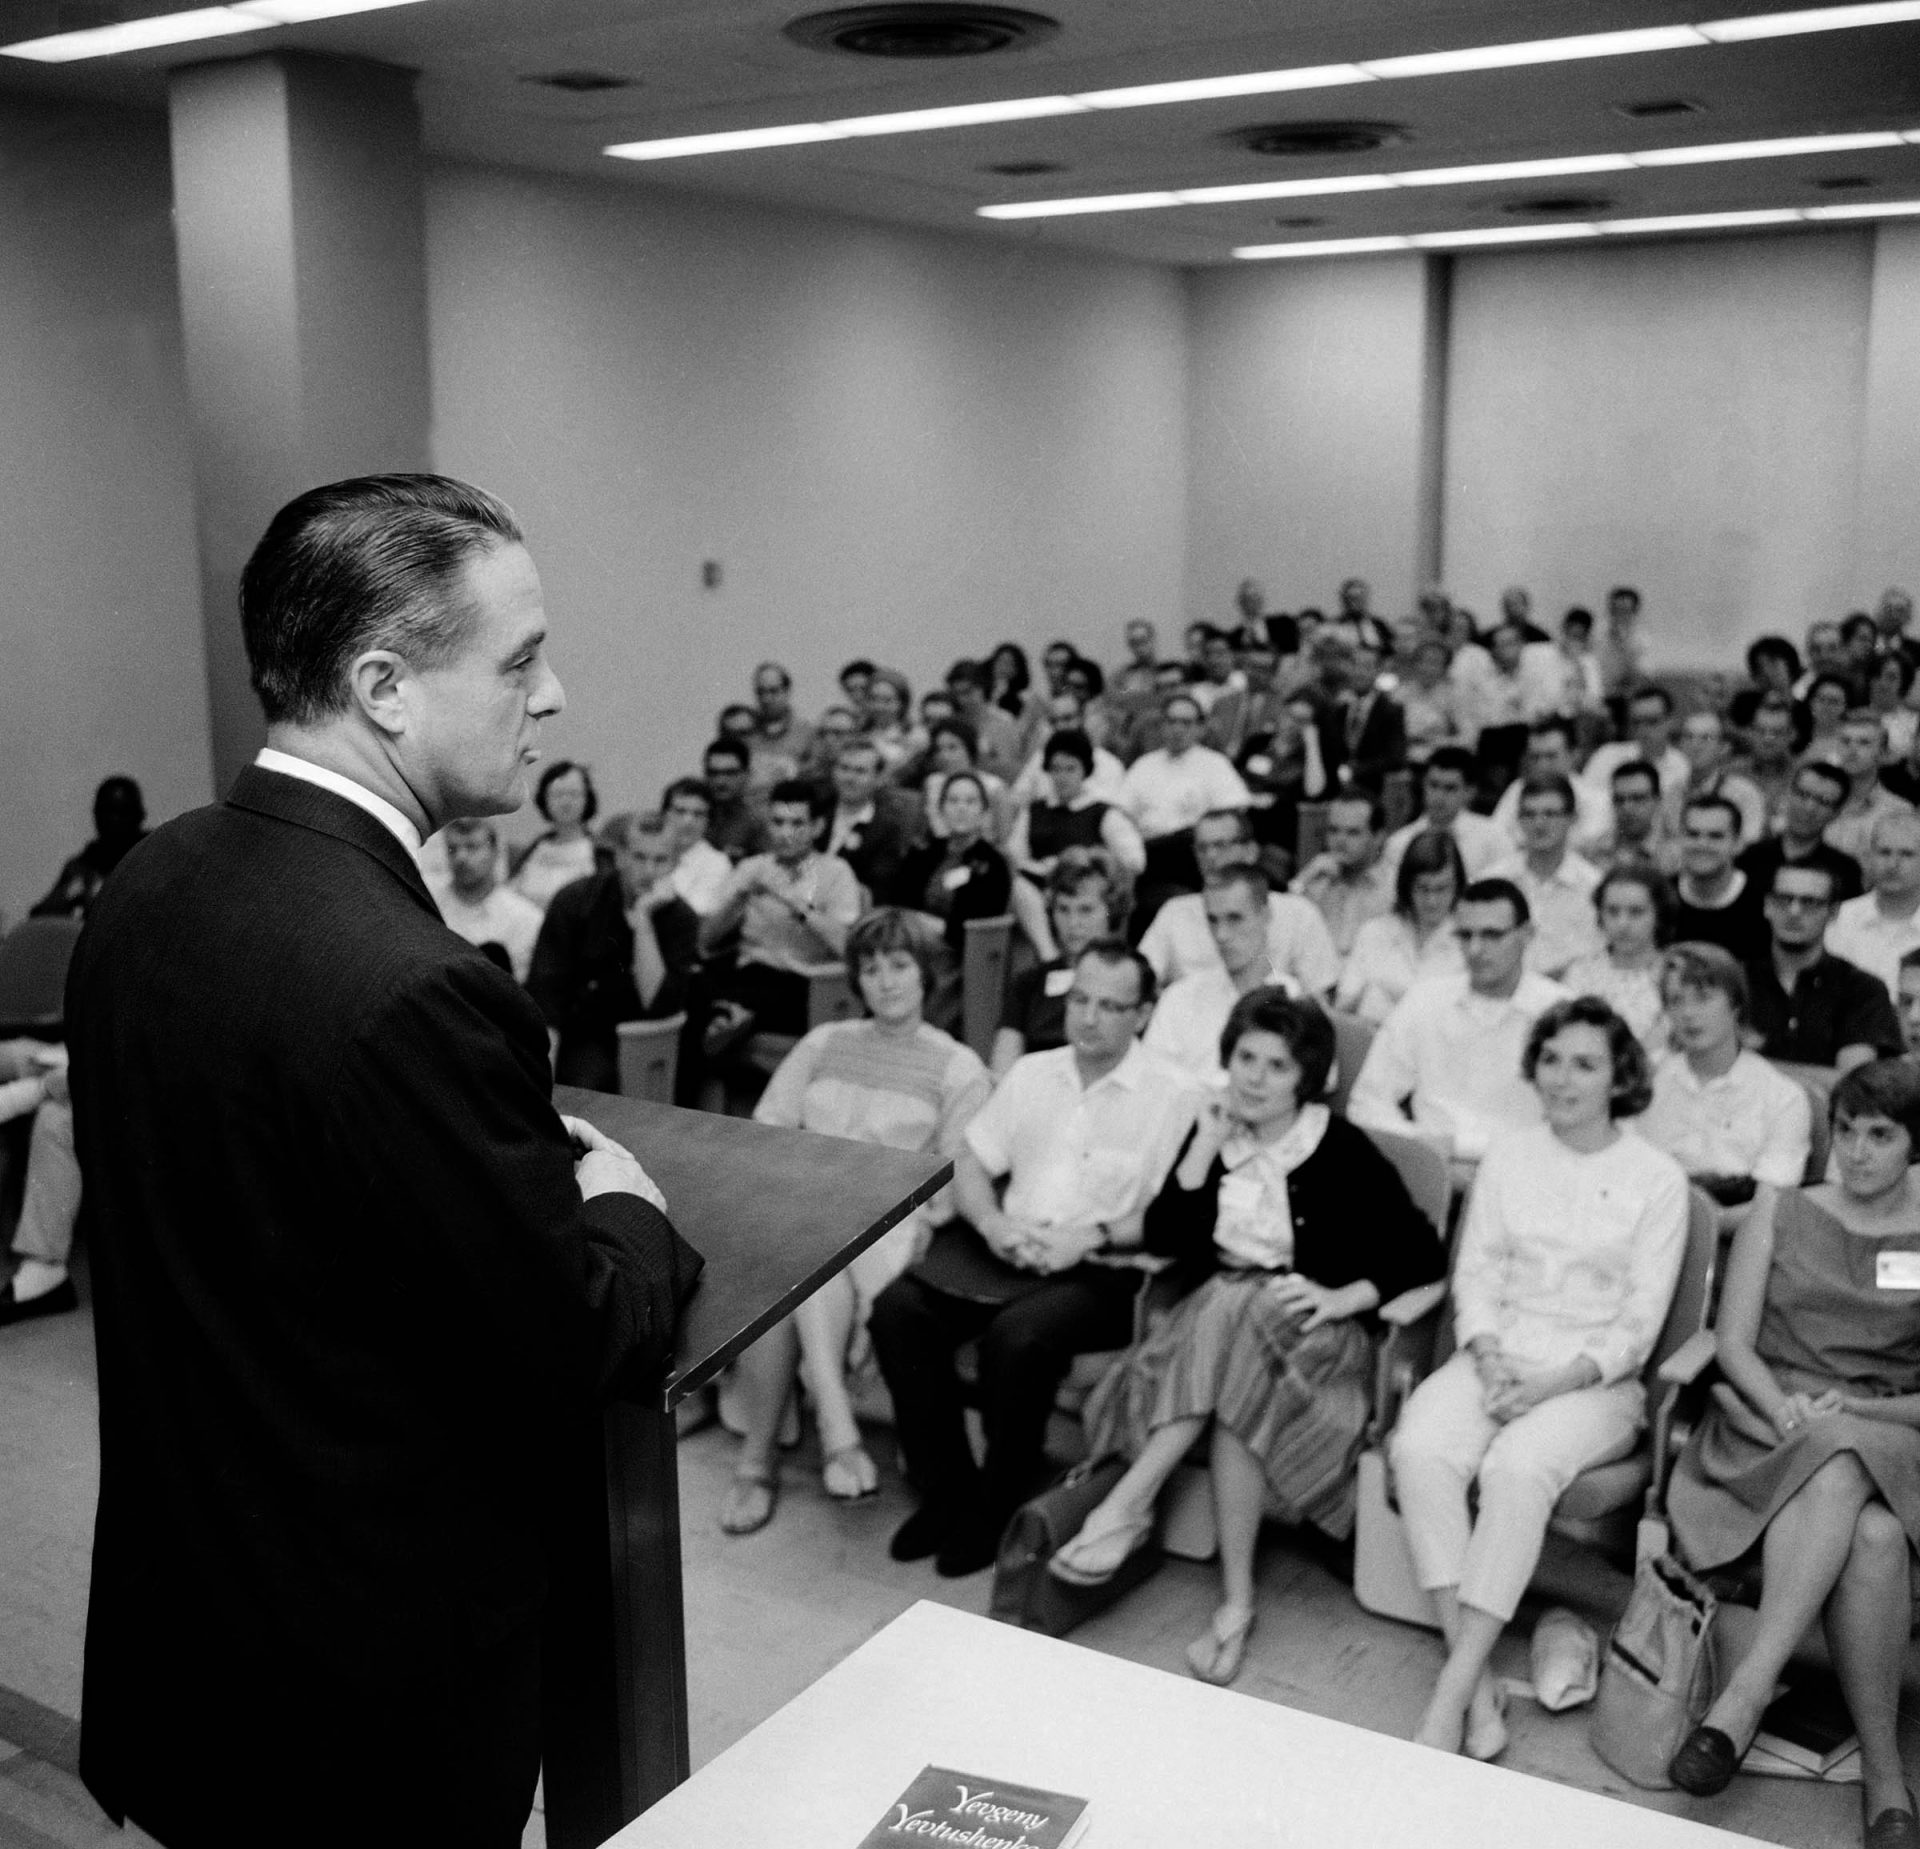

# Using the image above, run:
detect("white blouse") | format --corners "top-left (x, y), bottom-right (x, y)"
top-left (1562, 953), bottom-right (1668, 1056)
top-left (1334, 913), bottom-right (1464, 1025)
top-left (508, 834), bottom-right (598, 911)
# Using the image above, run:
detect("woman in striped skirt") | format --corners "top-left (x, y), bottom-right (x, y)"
top-left (1049, 990), bottom-right (1444, 1684)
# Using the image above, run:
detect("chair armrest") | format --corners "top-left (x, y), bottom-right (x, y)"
top-left (1657, 1329), bottom-right (1716, 1386)
top-left (615, 1011), bottom-right (688, 1041)
top-left (797, 961), bottom-right (846, 979)
top-left (1378, 1280), bottom-right (1448, 1328)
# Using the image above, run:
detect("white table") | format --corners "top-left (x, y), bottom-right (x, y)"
top-left (601, 1600), bottom-right (1765, 1849)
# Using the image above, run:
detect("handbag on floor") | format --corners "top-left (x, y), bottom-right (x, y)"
top-left (989, 1455), bottom-right (1163, 1638)
top-left (1589, 1552), bottom-right (1720, 1789)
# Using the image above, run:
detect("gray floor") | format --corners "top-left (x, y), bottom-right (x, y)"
top-left (0, 1281), bottom-right (1906, 1849)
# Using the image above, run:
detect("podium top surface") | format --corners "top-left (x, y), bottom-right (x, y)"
top-left (600, 1601), bottom-right (1769, 1849)
top-left (555, 1088), bottom-right (950, 1407)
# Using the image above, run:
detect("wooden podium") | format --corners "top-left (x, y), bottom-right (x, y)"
top-left (540, 1089), bottom-right (951, 1849)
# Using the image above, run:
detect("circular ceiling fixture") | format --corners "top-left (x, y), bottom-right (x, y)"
top-left (1502, 194), bottom-right (1614, 216)
top-left (784, 5), bottom-right (1060, 57)
top-left (1224, 120), bottom-right (1409, 158)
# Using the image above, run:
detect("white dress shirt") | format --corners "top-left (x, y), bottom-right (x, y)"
top-left (1489, 775), bottom-right (1610, 855)
top-left (1825, 891), bottom-right (1920, 998)
top-left (255, 747), bottom-right (422, 855)
top-left (435, 885), bottom-right (545, 983)
top-left (1382, 810), bottom-right (1510, 882)
top-left (964, 1041), bottom-right (1201, 1257)
top-left (672, 838), bottom-right (734, 916)
top-left (1348, 971), bottom-right (1569, 1162)
top-left (1638, 1048), bottom-right (1812, 1188)
top-left (1139, 891), bottom-right (1341, 993)
top-left (1142, 964), bottom-right (1300, 1082)
top-left (1487, 850), bottom-right (1603, 978)
top-left (1450, 1123), bottom-right (1689, 1386)
top-left (1119, 746), bottom-right (1250, 839)
top-left (1334, 914), bottom-right (1465, 1025)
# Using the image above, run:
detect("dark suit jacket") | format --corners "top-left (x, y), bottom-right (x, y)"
top-left (67, 767), bottom-right (702, 1844)
top-left (831, 786), bottom-right (927, 904)
top-left (1315, 688), bottom-right (1407, 792)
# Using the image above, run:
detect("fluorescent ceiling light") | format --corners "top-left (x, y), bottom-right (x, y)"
top-left (1603, 207), bottom-right (1801, 229)
top-left (1806, 195), bottom-right (1920, 216)
top-left (1358, 25), bottom-right (1707, 79)
top-left (978, 191), bottom-right (1180, 218)
top-left (1234, 236), bottom-right (1412, 258)
top-left (1636, 130), bottom-right (1905, 163)
top-left (1, 7), bottom-right (260, 59)
top-left (1397, 154), bottom-right (1636, 185)
top-left (838, 96), bottom-right (1083, 134)
top-left (1413, 223), bottom-right (1602, 246)
top-left (1074, 65), bottom-right (1372, 109)
top-left (1700, 0), bottom-right (1920, 39)
top-left (0, 0), bottom-right (421, 60)
top-left (606, 123), bottom-right (844, 159)
top-left (981, 123), bottom-right (1920, 218)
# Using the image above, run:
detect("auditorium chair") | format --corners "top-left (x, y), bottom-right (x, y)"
top-left (1352, 1183), bottom-right (1719, 1627)
top-left (1295, 802), bottom-right (1329, 867)
top-left (960, 915), bottom-right (1015, 1065)
top-left (614, 1012), bottom-right (686, 1105)
top-left (1328, 1009), bottom-right (1377, 1118)
top-left (0, 916), bottom-right (81, 1038)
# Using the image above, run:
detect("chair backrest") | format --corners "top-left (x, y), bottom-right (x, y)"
top-left (806, 965), bottom-right (861, 1027)
top-left (1328, 1009), bottom-right (1377, 1117)
top-left (1644, 1185), bottom-right (1721, 1385)
top-left (615, 1012), bottom-right (686, 1104)
top-left (1358, 1122), bottom-right (1452, 1241)
top-left (1773, 1059), bottom-right (1836, 1185)
top-left (1382, 768), bottom-right (1417, 832)
top-left (1295, 802), bottom-right (1329, 866)
top-left (0, 916), bottom-right (83, 1034)
top-left (961, 914), bottom-right (1015, 1064)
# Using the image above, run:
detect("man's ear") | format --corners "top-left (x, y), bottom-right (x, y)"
top-left (348, 650), bottom-right (410, 739)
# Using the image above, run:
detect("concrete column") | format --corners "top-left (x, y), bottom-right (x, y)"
top-left (169, 53), bottom-right (432, 790)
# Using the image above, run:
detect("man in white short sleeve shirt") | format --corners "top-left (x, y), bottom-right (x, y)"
top-left (434, 817), bottom-right (543, 983)
top-left (1119, 693), bottom-right (1250, 841)
top-left (870, 942), bottom-right (1200, 1578)
top-left (1827, 808), bottom-right (1920, 996)
top-left (1349, 878), bottom-right (1568, 1165)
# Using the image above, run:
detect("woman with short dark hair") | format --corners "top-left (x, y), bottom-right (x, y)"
top-left (1665, 1059), bottom-right (1920, 1839)
top-left (1048, 991), bottom-right (1443, 1687)
top-left (507, 759), bottom-right (602, 910)
top-left (1334, 828), bottom-right (1467, 1023)
top-left (1563, 864), bottom-right (1676, 1053)
top-left (1391, 995), bottom-right (1688, 1759)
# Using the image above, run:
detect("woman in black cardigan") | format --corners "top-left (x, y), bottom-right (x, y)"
top-left (1050, 989), bottom-right (1444, 1685)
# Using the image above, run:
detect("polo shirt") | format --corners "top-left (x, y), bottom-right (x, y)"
top-left (721, 850), bottom-right (863, 975)
top-left (1347, 970), bottom-right (1569, 1163)
top-left (1743, 950), bottom-right (1903, 1067)
top-left (1487, 850), bottom-right (1603, 979)
top-left (1139, 891), bottom-right (1341, 993)
top-left (1118, 745), bottom-right (1250, 840)
top-left (1825, 892), bottom-right (1920, 998)
top-left (1638, 1048), bottom-right (1812, 1188)
top-left (964, 1041), bottom-right (1201, 1256)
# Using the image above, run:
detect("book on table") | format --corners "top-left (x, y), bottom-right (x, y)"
top-left (858, 1766), bottom-right (1090, 1848)
top-left (1752, 1678), bottom-right (1860, 1778)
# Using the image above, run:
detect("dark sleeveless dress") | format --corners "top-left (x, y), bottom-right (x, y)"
top-left (1026, 800), bottom-right (1109, 862)
top-left (1669, 1190), bottom-right (1920, 1569)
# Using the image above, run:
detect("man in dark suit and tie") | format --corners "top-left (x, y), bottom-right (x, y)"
top-left (822, 733), bottom-right (925, 902)
top-left (67, 474), bottom-right (703, 1849)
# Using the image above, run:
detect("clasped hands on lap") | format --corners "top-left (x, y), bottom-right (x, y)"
top-left (1465, 1336), bottom-right (1601, 1422)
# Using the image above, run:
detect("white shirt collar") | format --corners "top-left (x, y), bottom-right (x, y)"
top-left (255, 747), bottom-right (424, 856)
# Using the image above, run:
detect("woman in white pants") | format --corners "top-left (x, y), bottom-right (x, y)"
top-left (1390, 995), bottom-right (1689, 1758)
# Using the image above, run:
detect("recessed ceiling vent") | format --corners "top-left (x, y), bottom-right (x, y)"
top-left (1614, 97), bottom-right (1706, 119)
top-left (983, 159), bottom-right (1066, 174)
top-left (1815, 174), bottom-right (1875, 189)
top-left (1226, 120), bottom-right (1409, 157)
top-left (520, 71), bottom-right (636, 92)
top-left (784, 5), bottom-right (1060, 57)
top-left (1503, 194), bottom-right (1613, 216)
top-left (1271, 214), bottom-right (1326, 228)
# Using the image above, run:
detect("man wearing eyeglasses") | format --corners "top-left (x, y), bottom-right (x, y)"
top-left (1348, 878), bottom-right (1568, 1165)
top-left (1744, 862), bottom-right (1901, 1073)
top-left (869, 940), bottom-right (1201, 1579)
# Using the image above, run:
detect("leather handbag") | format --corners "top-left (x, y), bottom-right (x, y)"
top-left (1589, 1552), bottom-right (1720, 1789)
top-left (989, 1455), bottom-right (1163, 1638)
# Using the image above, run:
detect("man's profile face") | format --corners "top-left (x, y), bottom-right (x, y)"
top-left (404, 541), bottom-right (563, 820)
top-left (766, 800), bottom-right (818, 863)
top-left (833, 746), bottom-right (882, 807)
top-left (703, 755), bottom-right (748, 803)
top-left (1454, 899), bottom-right (1527, 992)
top-left (444, 825), bottom-right (498, 898)
top-left (1680, 807), bottom-right (1737, 880)
top-left (1204, 881), bottom-right (1268, 976)
top-left (1612, 776), bottom-right (1659, 842)
top-left (1325, 801), bottom-right (1379, 870)
top-left (1194, 816), bottom-right (1255, 880)
top-left (1899, 967), bottom-right (1920, 1052)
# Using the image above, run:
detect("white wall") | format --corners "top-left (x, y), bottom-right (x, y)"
top-left (424, 163), bottom-right (1189, 826)
top-left (1184, 255), bottom-right (1435, 627)
top-left (1858, 224), bottom-right (1920, 603)
top-left (0, 97), bottom-right (209, 926)
top-left (1442, 231), bottom-right (1875, 666)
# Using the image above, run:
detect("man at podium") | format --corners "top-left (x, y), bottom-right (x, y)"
top-left (66, 475), bottom-right (702, 1849)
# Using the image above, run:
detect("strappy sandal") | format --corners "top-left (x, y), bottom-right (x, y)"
top-left (1048, 1511), bottom-right (1155, 1586)
top-left (720, 1466), bottom-right (778, 1535)
top-left (1185, 1604), bottom-right (1256, 1685)
top-left (822, 1443), bottom-right (879, 1501)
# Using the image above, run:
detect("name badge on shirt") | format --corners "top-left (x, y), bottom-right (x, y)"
top-left (1876, 1251), bottom-right (1920, 1291)
top-left (1246, 755), bottom-right (1274, 778)
top-left (1044, 967), bottom-right (1075, 997)
top-left (942, 866), bottom-right (972, 891)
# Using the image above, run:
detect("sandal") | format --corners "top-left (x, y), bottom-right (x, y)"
top-left (720, 1467), bottom-right (778, 1535)
top-left (1048, 1511), bottom-right (1155, 1586)
top-left (822, 1443), bottom-right (879, 1501)
top-left (1185, 1604), bottom-right (1256, 1686)
top-left (1465, 1682), bottom-right (1509, 1762)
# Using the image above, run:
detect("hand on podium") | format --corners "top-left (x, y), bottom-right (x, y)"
top-left (564, 1114), bottom-right (668, 1215)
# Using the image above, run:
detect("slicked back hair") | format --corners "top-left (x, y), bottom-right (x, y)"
top-left (240, 474), bottom-right (523, 726)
